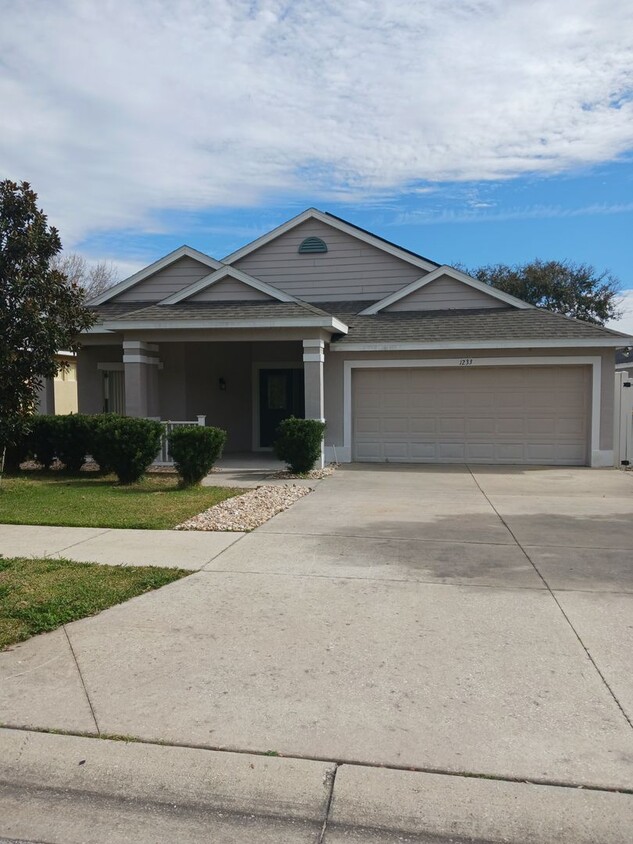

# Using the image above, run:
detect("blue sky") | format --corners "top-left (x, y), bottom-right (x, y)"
top-left (2, 1), bottom-right (633, 330)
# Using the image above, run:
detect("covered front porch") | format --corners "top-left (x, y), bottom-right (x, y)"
top-left (77, 337), bottom-right (326, 458)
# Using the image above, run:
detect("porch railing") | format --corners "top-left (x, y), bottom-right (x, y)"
top-left (150, 415), bottom-right (206, 465)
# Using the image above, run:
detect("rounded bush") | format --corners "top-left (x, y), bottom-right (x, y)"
top-left (169, 425), bottom-right (226, 486)
top-left (29, 415), bottom-right (60, 469)
top-left (90, 415), bottom-right (163, 484)
top-left (273, 417), bottom-right (326, 474)
top-left (54, 414), bottom-right (92, 473)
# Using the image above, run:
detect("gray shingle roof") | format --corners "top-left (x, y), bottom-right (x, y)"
top-left (323, 306), bottom-right (631, 345)
top-left (93, 300), bottom-right (332, 322)
top-left (91, 297), bottom-right (631, 345)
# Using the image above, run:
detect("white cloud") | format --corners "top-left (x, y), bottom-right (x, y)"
top-left (1, 0), bottom-right (633, 242)
top-left (609, 289), bottom-right (633, 336)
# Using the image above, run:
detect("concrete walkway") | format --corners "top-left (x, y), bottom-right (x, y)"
top-left (1, 464), bottom-right (633, 841)
top-left (0, 523), bottom-right (243, 569)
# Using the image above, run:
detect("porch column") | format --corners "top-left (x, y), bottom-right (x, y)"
top-left (303, 339), bottom-right (325, 468)
top-left (123, 341), bottom-right (160, 418)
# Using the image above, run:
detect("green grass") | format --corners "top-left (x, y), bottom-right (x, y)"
top-left (0, 472), bottom-right (244, 530)
top-left (0, 556), bottom-right (190, 650)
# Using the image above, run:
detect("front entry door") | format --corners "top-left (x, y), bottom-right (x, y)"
top-left (258, 368), bottom-right (304, 447)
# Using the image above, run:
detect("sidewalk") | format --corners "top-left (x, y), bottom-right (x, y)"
top-left (0, 523), bottom-right (243, 569)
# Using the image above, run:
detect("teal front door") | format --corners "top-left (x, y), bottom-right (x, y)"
top-left (258, 368), bottom-right (305, 448)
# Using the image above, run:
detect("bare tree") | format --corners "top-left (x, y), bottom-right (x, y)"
top-left (51, 252), bottom-right (119, 300)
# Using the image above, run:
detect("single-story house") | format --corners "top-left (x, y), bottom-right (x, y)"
top-left (79, 208), bottom-right (632, 467)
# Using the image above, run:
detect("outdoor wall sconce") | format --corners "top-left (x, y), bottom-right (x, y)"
top-left (219, 377), bottom-right (227, 391)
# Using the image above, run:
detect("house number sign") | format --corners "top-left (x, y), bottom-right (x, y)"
top-left (458, 358), bottom-right (474, 366)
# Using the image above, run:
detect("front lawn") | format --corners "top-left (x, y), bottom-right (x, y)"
top-left (0, 556), bottom-right (190, 649)
top-left (0, 473), bottom-right (244, 530)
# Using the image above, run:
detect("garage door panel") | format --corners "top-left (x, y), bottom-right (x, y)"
top-left (384, 442), bottom-right (410, 460)
top-left (352, 366), bottom-right (589, 465)
top-left (467, 417), bottom-right (496, 435)
top-left (410, 442), bottom-right (439, 459)
top-left (525, 417), bottom-right (556, 436)
top-left (410, 418), bottom-right (437, 434)
top-left (382, 417), bottom-right (409, 435)
top-left (496, 417), bottom-right (525, 435)
top-left (438, 442), bottom-right (466, 460)
top-left (439, 417), bottom-right (466, 435)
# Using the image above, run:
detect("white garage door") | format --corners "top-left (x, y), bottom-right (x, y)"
top-left (353, 365), bottom-right (590, 465)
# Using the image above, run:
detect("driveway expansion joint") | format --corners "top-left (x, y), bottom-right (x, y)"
top-left (466, 465), bottom-right (633, 731)
top-left (61, 627), bottom-right (100, 736)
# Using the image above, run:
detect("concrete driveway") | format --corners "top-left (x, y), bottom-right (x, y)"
top-left (2, 464), bottom-right (633, 796)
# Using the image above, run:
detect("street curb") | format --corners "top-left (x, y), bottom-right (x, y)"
top-left (328, 764), bottom-right (633, 843)
top-left (0, 728), bottom-right (333, 822)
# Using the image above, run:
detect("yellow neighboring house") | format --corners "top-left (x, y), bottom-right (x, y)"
top-left (36, 351), bottom-right (78, 415)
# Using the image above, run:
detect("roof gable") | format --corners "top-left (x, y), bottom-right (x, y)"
top-left (89, 246), bottom-right (222, 305)
top-left (359, 266), bottom-right (532, 315)
top-left (159, 265), bottom-right (297, 305)
top-left (222, 208), bottom-right (439, 273)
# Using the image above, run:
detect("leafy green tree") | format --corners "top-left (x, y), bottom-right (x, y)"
top-left (0, 180), bottom-right (95, 472)
top-left (469, 260), bottom-right (622, 325)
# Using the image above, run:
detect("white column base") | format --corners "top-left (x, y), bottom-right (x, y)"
top-left (324, 445), bottom-right (351, 464)
top-left (591, 449), bottom-right (614, 468)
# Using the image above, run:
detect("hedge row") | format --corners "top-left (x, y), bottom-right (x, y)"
top-left (5, 413), bottom-right (325, 483)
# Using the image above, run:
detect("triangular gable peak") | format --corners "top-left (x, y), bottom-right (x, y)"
top-left (90, 246), bottom-right (222, 305)
top-left (359, 266), bottom-right (533, 315)
top-left (222, 208), bottom-right (439, 303)
top-left (159, 265), bottom-right (297, 305)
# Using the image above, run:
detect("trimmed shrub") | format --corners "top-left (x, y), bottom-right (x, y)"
top-left (273, 417), bottom-right (326, 474)
top-left (29, 415), bottom-right (60, 469)
top-left (85, 415), bottom-right (113, 474)
top-left (55, 414), bottom-right (92, 473)
top-left (169, 425), bottom-right (226, 487)
top-left (90, 415), bottom-right (163, 484)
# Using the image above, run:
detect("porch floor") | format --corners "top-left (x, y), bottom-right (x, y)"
top-left (204, 452), bottom-right (307, 489)
top-left (215, 452), bottom-right (285, 472)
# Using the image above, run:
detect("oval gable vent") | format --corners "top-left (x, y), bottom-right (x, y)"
top-left (298, 236), bottom-right (327, 254)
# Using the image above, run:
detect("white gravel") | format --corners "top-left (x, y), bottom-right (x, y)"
top-left (270, 465), bottom-right (337, 480)
top-left (175, 484), bottom-right (311, 532)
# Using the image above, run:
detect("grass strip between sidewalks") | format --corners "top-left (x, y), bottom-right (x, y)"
top-left (0, 556), bottom-right (190, 649)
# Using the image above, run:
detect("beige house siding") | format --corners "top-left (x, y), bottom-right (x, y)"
top-left (54, 360), bottom-right (78, 414)
top-left (188, 277), bottom-right (272, 302)
top-left (386, 275), bottom-right (507, 312)
top-left (232, 219), bottom-right (427, 302)
top-left (114, 257), bottom-right (213, 303)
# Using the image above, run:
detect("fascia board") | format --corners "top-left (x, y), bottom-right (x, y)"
top-left (92, 316), bottom-right (349, 333)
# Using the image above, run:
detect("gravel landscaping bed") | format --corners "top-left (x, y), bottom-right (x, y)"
top-left (270, 465), bottom-right (337, 480)
top-left (175, 484), bottom-right (311, 531)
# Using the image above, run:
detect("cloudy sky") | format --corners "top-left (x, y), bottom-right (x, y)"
top-left (2, 0), bottom-right (633, 331)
